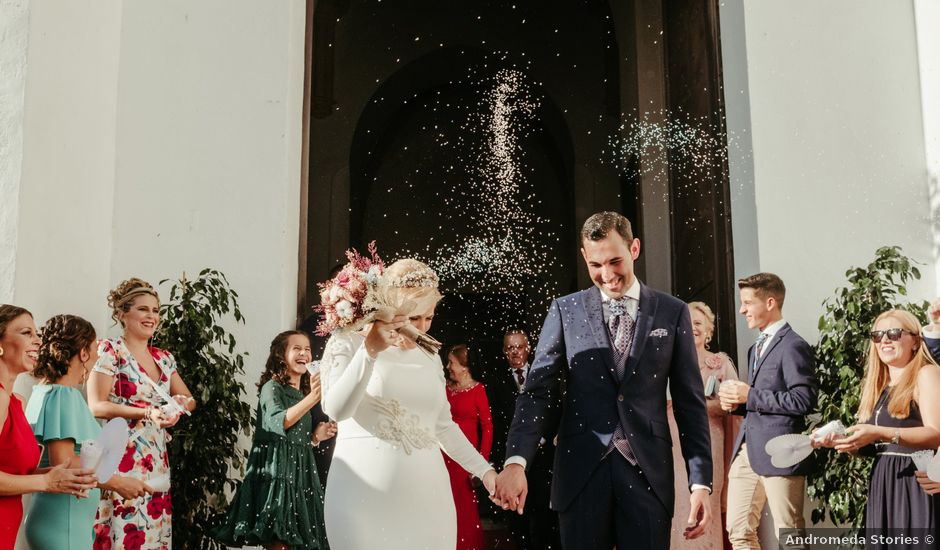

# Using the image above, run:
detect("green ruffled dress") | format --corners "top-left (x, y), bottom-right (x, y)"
top-left (24, 384), bottom-right (102, 550)
top-left (213, 380), bottom-right (329, 549)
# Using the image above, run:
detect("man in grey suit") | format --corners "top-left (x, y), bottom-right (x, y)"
top-left (719, 273), bottom-right (817, 549)
top-left (493, 212), bottom-right (713, 550)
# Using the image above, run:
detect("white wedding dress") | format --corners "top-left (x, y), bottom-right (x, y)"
top-left (320, 331), bottom-right (493, 550)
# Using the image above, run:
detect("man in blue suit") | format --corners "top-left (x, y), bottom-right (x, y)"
top-left (718, 273), bottom-right (816, 549)
top-left (493, 212), bottom-right (713, 549)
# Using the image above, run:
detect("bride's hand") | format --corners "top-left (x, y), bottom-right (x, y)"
top-left (364, 316), bottom-right (407, 358)
top-left (482, 469), bottom-right (498, 497)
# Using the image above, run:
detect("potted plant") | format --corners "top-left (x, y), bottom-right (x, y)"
top-left (808, 246), bottom-right (927, 527)
top-left (155, 269), bottom-right (253, 549)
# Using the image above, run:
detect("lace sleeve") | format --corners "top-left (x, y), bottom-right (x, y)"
top-left (320, 331), bottom-right (373, 421)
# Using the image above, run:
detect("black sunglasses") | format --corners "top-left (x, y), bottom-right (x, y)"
top-left (869, 328), bottom-right (916, 343)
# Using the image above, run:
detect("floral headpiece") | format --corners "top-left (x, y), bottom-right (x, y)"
top-left (386, 267), bottom-right (439, 289)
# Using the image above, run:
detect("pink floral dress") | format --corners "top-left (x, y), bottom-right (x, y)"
top-left (91, 338), bottom-right (175, 550)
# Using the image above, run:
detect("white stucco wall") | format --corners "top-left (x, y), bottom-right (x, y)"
top-left (13, 0), bottom-right (306, 403)
top-left (720, 0), bottom-right (937, 540)
top-left (915, 0), bottom-right (940, 291)
top-left (0, 0), bottom-right (29, 304)
top-left (725, 0), bottom-right (935, 351)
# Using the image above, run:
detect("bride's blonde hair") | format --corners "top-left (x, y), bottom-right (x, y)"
top-left (384, 259), bottom-right (442, 315)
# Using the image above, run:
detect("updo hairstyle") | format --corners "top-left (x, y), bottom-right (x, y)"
top-left (108, 278), bottom-right (160, 326)
top-left (33, 315), bottom-right (97, 382)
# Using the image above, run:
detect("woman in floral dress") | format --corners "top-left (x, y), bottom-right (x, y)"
top-left (88, 278), bottom-right (196, 549)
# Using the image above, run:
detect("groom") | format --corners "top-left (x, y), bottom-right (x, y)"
top-left (493, 212), bottom-right (713, 549)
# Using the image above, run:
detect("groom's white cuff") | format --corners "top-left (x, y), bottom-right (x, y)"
top-left (691, 484), bottom-right (711, 493)
top-left (504, 455), bottom-right (527, 469)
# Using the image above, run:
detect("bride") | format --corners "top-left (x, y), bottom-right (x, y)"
top-left (320, 259), bottom-right (497, 550)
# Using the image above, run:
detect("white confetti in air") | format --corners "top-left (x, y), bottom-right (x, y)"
top-left (407, 68), bottom-right (558, 298)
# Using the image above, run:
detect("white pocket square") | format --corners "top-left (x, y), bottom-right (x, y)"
top-left (650, 328), bottom-right (669, 338)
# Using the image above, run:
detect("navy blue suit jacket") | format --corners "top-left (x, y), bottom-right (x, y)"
top-left (505, 284), bottom-right (713, 513)
top-left (731, 323), bottom-right (817, 476)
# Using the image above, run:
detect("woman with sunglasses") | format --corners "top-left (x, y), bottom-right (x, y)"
top-left (815, 310), bottom-right (940, 545)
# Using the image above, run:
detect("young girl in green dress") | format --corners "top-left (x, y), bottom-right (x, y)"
top-left (214, 330), bottom-right (334, 550)
top-left (24, 315), bottom-right (151, 549)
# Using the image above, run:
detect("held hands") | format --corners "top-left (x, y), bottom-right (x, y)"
top-left (718, 380), bottom-right (749, 412)
top-left (42, 464), bottom-right (97, 497)
top-left (481, 469), bottom-right (497, 497)
top-left (490, 464), bottom-right (528, 514)
top-left (684, 489), bottom-right (711, 540)
top-left (364, 315), bottom-right (407, 358)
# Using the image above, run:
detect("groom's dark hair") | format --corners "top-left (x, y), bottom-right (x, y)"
top-left (581, 212), bottom-right (634, 244)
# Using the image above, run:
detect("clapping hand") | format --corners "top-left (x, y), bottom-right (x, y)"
top-left (43, 464), bottom-right (97, 497)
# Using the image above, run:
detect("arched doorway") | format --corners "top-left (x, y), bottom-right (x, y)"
top-left (299, 0), bottom-right (737, 361)
top-left (348, 48), bottom-right (577, 354)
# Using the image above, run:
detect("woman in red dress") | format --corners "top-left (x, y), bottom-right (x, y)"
top-left (443, 344), bottom-right (494, 550)
top-left (0, 305), bottom-right (96, 549)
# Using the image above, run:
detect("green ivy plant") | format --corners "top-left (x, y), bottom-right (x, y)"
top-left (808, 246), bottom-right (927, 527)
top-left (154, 269), bottom-right (253, 550)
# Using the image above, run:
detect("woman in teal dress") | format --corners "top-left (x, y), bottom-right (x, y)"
top-left (214, 330), bottom-right (334, 550)
top-left (24, 315), bottom-right (151, 549)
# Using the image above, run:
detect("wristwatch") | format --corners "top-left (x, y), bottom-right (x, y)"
top-left (890, 428), bottom-right (901, 445)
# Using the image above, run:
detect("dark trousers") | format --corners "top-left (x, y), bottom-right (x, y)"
top-left (558, 452), bottom-right (670, 550)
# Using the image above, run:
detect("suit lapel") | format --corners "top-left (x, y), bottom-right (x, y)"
top-left (621, 284), bottom-right (658, 385)
top-left (583, 287), bottom-right (619, 383)
top-left (750, 323), bottom-right (790, 383)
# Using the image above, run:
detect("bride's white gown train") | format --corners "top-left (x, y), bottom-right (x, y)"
top-left (321, 332), bottom-right (492, 550)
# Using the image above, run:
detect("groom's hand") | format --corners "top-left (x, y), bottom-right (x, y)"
top-left (492, 464), bottom-right (528, 514)
top-left (684, 488), bottom-right (711, 539)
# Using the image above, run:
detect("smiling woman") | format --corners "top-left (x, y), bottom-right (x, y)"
top-left (815, 309), bottom-right (940, 548)
top-left (86, 278), bottom-right (196, 550)
top-left (0, 305), bottom-right (97, 549)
